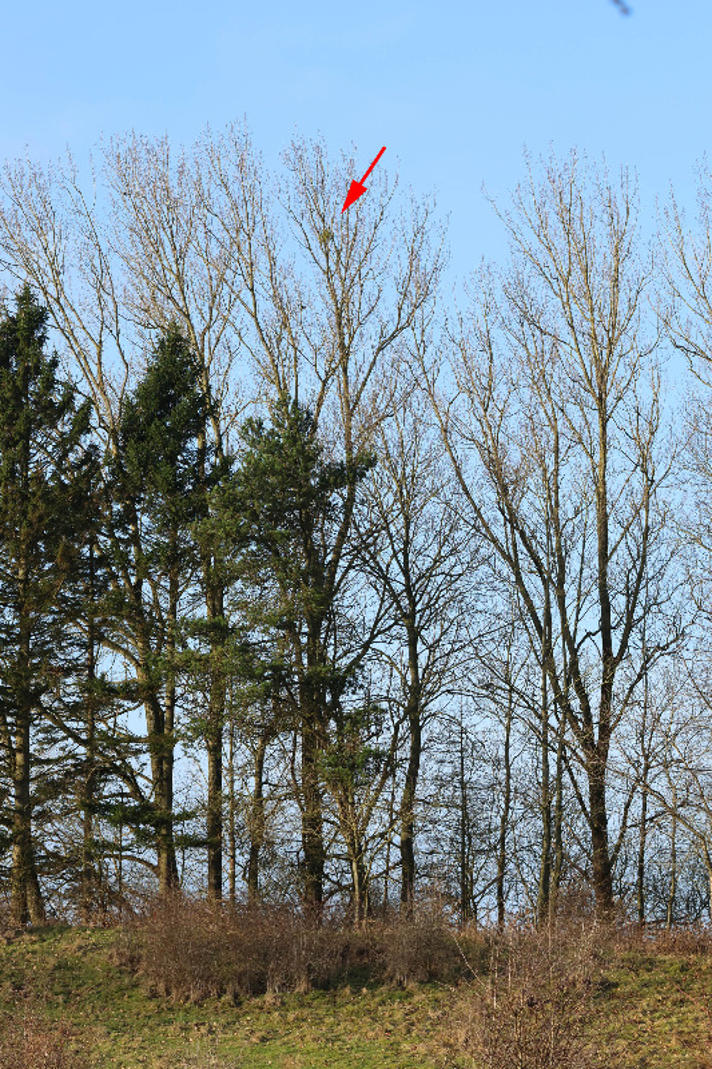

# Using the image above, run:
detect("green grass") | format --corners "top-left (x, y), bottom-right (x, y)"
top-left (592, 948), bottom-right (712, 1068)
top-left (3, 924), bottom-right (712, 1067)
top-left (0, 924), bottom-right (458, 1068)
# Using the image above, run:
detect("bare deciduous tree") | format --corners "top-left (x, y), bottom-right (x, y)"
top-left (420, 152), bottom-right (677, 914)
top-left (362, 383), bottom-right (472, 911)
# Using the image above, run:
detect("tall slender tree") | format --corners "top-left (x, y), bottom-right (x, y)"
top-left (221, 399), bottom-right (376, 907)
top-left (363, 390), bottom-right (471, 911)
top-left (421, 154), bottom-right (678, 915)
top-left (106, 326), bottom-right (208, 893)
top-left (0, 286), bottom-right (96, 925)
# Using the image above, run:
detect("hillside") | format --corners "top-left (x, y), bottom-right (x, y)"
top-left (2, 923), bottom-right (712, 1068)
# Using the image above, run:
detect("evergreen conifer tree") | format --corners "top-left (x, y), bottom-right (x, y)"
top-left (106, 326), bottom-right (208, 893)
top-left (0, 286), bottom-right (96, 925)
top-left (222, 399), bottom-right (374, 906)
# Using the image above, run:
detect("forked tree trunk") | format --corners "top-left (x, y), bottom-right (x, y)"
top-left (350, 848), bottom-right (369, 926)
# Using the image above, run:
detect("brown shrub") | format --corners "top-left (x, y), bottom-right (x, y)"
top-left (119, 894), bottom-right (487, 1001)
top-left (120, 895), bottom-right (362, 1001)
top-left (0, 897), bottom-right (11, 934)
top-left (614, 921), bottom-right (712, 957)
top-left (379, 912), bottom-right (487, 985)
top-left (455, 918), bottom-right (605, 1069)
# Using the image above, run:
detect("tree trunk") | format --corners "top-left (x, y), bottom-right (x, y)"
top-left (537, 657), bottom-right (551, 925)
top-left (227, 714), bottom-right (237, 906)
top-left (588, 755), bottom-right (614, 916)
top-left (398, 769), bottom-right (418, 911)
top-left (155, 754), bottom-right (178, 894)
top-left (301, 715), bottom-right (325, 908)
top-left (205, 581), bottom-right (225, 900)
top-left (10, 720), bottom-right (44, 926)
top-left (299, 625), bottom-right (326, 909)
top-left (350, 847), bottom-right (369, 926)
top-left (80, 537), bottom-right (99, 922)
top-left (10, 597), bottom-right (44, 927)
top-left (551, 720), bottom-right (565, 911)
top-left (458, 716), bottom-right (472, 924)
top-left (704, 844), bottom-right (712, 925)
top-left (666, 782), bottom-right (677, 929)
top-left (593, 395), bottom-right (616, 919)
top-left (636, 764), bottom-right (649, 926)
top-left (399, 612), bottom-right (422, 911)
top-left (80, 682), bottom-right (98, 921)
top-left (496, 688), bottom-right (513, 930)
top-left (384, 773), bottom-right (396, 917)
top-left (636, 612), bottom-right (651, 926)
top-left (206, 705), bottom-right (223, 900)
top-left (141, 657), bottom-right (178, 895)
top-left (196, 416), bottom-right (227, 901)
top-left (157, 562), bottom-right (179, 894)
top-left (247, 730), bottom-right (268, 902)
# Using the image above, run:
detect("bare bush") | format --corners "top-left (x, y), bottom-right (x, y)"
top-left (614, 921), bottom-right (712, 958)
top-left (118, 894), bottom-right (487, 1001)
top-left (380, 914), bottom-right (486, 986)
top-left (456, 919), bottom-right (605, 1069)
top-left (120, 895), bottom-right (364, 1001)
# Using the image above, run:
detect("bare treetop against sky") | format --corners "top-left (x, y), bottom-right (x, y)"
top-left (0, 0), bottom-right (707, 272)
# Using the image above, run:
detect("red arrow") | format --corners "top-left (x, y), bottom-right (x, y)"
top-left (342, 146), bottom-right (387, 212)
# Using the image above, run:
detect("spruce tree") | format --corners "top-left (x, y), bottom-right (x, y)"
top-left (49, 462), bottom-right (130, 920)
top-left (106, 326), bottom-right (208, 893)
top-left (222, 399), bottom-right (374, 906)
top-left (0, 286), bottom-right (96, 926)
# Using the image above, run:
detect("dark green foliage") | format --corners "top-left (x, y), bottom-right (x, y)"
top-left (0, 288), bottom-right (97, 624)
top-left (224, 397), bottom-right (374, 665)
top-left (0, 286), bottom-right (98, 923)
top-left (114, 326), bottom-right (209, 571)
top-left (218, 398), bottom-right (376, 904)
top-left (101, 326), bottom-right (214, 892)
top-left (320, 701), bottom-right (391, 794)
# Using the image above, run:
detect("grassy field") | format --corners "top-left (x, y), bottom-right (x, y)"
top-left (2, 923), bottom-right (712, 1068)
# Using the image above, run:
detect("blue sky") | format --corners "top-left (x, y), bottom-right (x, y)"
top-left (1, 0), bottom-right (709, 276)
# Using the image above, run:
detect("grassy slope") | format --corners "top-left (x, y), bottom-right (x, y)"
top-left (2, 926), bottom-right (712, 1068)
top-left (595, 949), bottom-right (712, 1069)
